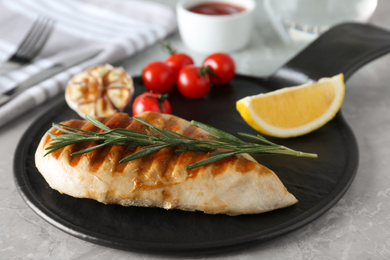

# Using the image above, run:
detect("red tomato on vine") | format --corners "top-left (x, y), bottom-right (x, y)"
top-left (142, 61), bottom-right (174, 94)
top-left (177, 65), bottom-right (211, 99)
top-left (165, 53), bottom-right (194, 81)
top-left (132, 92), bottom-right (172, 115)
top-left (203, 52), bottom-right (235, 85)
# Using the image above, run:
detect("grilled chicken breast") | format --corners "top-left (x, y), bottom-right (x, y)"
top-left (35, 112), bottom-right (297, 216)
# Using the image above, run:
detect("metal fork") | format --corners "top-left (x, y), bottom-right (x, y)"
top-left (6, 15), bottom-right (55, 65)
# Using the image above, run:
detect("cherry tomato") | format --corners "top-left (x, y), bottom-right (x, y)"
top-left (165, 53), bottom-right (194, 81)
top-left (202, 52), bottom-right (235, 85)
top-left (177, 65), bottom-right (211, 99)
top-left (132, 92), bottom-right (172, 115)
top-left (142, 61), bottom-right (174, 93)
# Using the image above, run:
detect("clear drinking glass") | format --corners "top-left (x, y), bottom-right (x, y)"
top-left (264, 0), bottom-right (378, 43)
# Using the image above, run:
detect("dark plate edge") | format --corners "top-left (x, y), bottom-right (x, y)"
top-left (13, 83), bottom-right (359, 255)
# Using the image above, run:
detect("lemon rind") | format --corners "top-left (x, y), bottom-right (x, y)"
top-left (236, 74), bottom-right (345, 138)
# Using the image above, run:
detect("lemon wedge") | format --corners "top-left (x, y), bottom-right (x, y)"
top-left (236, 74), bottom-right (345, 138)
top-left (65, 64), bottom-right (134, 118)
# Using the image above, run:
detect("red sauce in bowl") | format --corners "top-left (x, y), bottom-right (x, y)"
top-left (188, 2), bottom-right (245, 15)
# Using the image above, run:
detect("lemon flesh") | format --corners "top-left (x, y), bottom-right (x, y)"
top-left (236, 74), bottom-right (345, 138)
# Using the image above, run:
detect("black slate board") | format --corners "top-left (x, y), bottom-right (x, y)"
top-left (14, 74), bottom-right (358, 255)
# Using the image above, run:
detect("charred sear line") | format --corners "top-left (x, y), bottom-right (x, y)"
top-left (68, 119), bottom-right (104, 166)
top-left (113, 117), bottom-right (146, 174)
top-left (50, 120), bottom-right (88, 160)
top-left (88, 114), bottom-right (133, 172)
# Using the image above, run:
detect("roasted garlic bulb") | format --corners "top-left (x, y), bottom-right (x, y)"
top-left (65, 64), bottom-right (134, 118)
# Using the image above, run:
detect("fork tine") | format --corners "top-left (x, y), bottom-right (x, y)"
top-left (9, 16), bottom-right (55, 63)
top-left (21, 17), bottom-right (55, 60)
top-left (11, 16), bottom-right (45, 58)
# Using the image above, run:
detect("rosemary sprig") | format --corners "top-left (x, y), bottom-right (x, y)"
top-left (45, 115), bottom-right (317, 169)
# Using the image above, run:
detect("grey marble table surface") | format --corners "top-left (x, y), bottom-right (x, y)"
top-left (2, 0), bottom-right (390, 259)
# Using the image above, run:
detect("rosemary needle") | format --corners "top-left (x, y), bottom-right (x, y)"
top-left (45, 115), bottom-right (318, 170)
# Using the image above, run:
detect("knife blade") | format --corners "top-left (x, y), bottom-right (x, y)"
top-left (0, 48), bottom-right (101, 107)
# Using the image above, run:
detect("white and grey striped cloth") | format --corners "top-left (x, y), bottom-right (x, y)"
top-left (0, 0), bottom-right (177, 127)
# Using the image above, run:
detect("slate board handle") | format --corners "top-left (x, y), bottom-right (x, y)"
top-left (267, 22), bottom-right (390, 87)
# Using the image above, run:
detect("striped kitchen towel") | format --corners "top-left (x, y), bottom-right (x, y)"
top-left (0, 0), bottom-right (176, 127)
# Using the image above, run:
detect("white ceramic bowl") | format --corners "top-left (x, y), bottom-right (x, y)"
top-left (176, 0), bottom-right (256, 53)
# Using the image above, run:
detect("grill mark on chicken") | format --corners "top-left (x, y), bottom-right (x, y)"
top-left (49, 120), bottom-right (89, 161)
top-left (145, 116), bottom-right (179, 181)
top-left (113, 117), bottom-right (146, 174)
top-left (236, 156), bottom-right (257, 173)
top-left (89, 113), bottom-right (131, 172)
top-left (36, 112), bottom-right (299, 215)
top-left (70, 119), bottom-right (109, 167)
top-left (47, 112), bottom-right (258, 188)
top-left (113, 145), bottom-right (136, 174)
top-left (145, 112), bottom-right (216, 181)
top-left (209, 156), bottom-right (234, 176)
top-left (70, 117), bottom-right (112, 167)
top-left (116, 115), bottom-right (160, 185)
top-left (125, 114), bottom-right (187, 190)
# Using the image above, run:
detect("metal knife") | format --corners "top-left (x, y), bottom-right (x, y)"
top-left (0, 48), bottom-right (101, 107)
